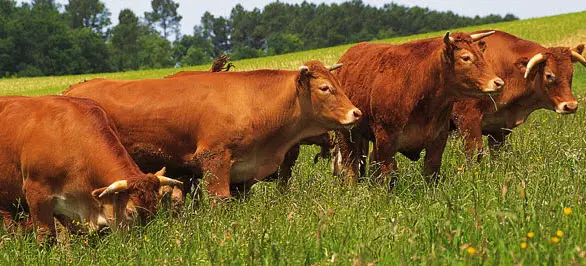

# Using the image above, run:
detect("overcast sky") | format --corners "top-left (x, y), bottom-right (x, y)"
top-left (17, 0), bottom-right (586, 36)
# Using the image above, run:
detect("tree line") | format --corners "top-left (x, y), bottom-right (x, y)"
top-left (0, 0), bottom-right (518, 78)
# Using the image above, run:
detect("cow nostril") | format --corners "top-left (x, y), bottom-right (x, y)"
top-left (563, 102), bottom-right (578, 112)
top-left (353, 109), bottom-right (362, 118)
top-left (493, 78), bottom-right (504, 88)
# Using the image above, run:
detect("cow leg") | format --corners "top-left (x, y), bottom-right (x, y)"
top-left (334, 129), bottom-right (364, 185)
top-left (277, 144), bottom-right (300, 192)
top-left (197, 149), bottom-right (232, 199)
top-left (372, 127), bottom-right (399, 187)
top-left (453, 111), bottom-right (484, 161)
top-left (487, 130), bottom-right (510, 155)
top-left (424, 129), bottom-right (450, 184)
top-left (23, 182), bottom-right (56, 244)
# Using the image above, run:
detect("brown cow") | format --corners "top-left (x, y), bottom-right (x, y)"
top-left (0, 96), bottom-right (182, 243)
top-left (63, 61), bottom-right (361, 198)
top-left (452, 30), bottom-right (586, 158)
top-left (165, 61), bottom-right (335, 187)
top-left (334, 31), bottom-right (504, 185)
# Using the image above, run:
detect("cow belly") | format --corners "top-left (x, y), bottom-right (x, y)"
top-left (230, 155), bottom-right (283, 184)
top-left (396, 125), bottom-right (431, 152)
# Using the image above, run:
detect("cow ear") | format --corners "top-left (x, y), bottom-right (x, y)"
top-left (478, 40), bottom-right (487, 53)
top-left (92, 187), bottom-right (107, 201)
top-left (443, 31), bottom-right (455, 49)
top-left (515, 57), bottom-right (529, 73)
top-left (299, 65), bottom-right (311, 76)
top-left (572, 44), bottom-right (585, 55)
top-left (298, 65), bottom-right (312, 82)
top-left (442, 32), bottom-right (455, 63)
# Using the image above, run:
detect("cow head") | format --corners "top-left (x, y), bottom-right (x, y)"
top-left (519, 44), bottom-right (585, 114)
top-left (297, 60), bottom-right (362, 128)
top-left (442, 31), bottom-right (504, 97)
top-left (90, 167), bottom-right (183, 230)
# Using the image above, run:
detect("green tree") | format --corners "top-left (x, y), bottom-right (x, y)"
top-left (144, 0), bottom-right (182, 39)
top-left (266, 33), bottom-right (303, 55)
top-left (137, 32), bottom-right (173, 69)
top-left (73, 27), bottom-right (112, 73)
top-left (201, 12), bottom-right (230, 57)
top-left (65, 0), bottom-right (111, 37)
top-left (110, 9), bottom-right (141, 70)
top-left (181, 46), bottom-right (207, 66)
top-left (172, 26), bottom-right (213, 66)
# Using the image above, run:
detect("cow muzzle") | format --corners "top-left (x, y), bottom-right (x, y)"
top-left (556, 101), bottom-right (578, 114)
top-left (341, 108), bottom-right (362, 126)
top-left (481, 77), bottom-right (504, 93)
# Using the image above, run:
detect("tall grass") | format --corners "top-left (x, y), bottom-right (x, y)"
top-left (0, 11), bottom-right (586, 265)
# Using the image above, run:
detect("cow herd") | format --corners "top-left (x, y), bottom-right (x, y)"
top-left (0, 30), bottom-right (584, 244)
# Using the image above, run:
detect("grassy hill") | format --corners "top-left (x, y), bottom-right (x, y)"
top-left (1, 11), bottom-right (586, 265)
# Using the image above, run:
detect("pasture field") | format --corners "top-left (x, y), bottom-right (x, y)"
top-left (1, 11), bottom-right (586, 265)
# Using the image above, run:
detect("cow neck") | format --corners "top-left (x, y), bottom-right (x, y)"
top-left (89, 130), bottom-right (145, 187)
top-left (415, 51), bottom-right (454, 115)
top-left (249, 77), bottom-right (314, 158)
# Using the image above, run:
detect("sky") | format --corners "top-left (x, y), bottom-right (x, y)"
top-left (17, 0), bottom-right (586, 36)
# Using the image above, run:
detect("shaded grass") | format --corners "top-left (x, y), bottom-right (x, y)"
top-left (0, 11), bottom-right (586, 265)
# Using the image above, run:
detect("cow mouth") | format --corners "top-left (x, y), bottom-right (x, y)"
top-left (555, 101), bottom-right (578, 114)
top-left (460, 89), bottom-right (500, 98)
top-left (338, 108), bottom-right (362, 127)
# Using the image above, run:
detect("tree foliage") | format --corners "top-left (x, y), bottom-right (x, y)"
top-left (144, 0), bottom-right (182, 40)
top-left (0, 0), bottom-right (519, 78)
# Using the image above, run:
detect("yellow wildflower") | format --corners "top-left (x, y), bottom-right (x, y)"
top-left (556, 230), bottom-right (563, 237)
top-left (551, 236), bottom-right (560, 244)
top-left (564, 207), bottom-right (572, 216)
top-left (527, 232), bottom-right (535, 238)
top-left (467, 247), bottom-right (476, 255)
top-left (520, 242), bottom-right (527, 249)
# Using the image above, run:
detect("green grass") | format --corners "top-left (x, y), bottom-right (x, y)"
top-left (1, 11), bottom-right (586, 265)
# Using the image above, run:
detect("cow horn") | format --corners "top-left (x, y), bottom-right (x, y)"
top-left (328, 63), bottom-right (343, 71)
top-left (571, 51), bottom-right (586, 67)
top-left (99, 180), bottom-right (128, 198)
top-left (470, 31), bottom-right (495, 42)
top-left (524, 53), bottom-right (547, 79)
top-left (154, 167), bottom-right (166, 176)
top-left (157, 176), bottom-right (183, 187)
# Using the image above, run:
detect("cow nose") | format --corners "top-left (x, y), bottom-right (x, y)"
top-left (343, 108), bottom-right (362, 125)
top-left (558, 101), bottom-right (578, 114)
top-left (352, 108), bottom-right (362, 119)
top-left (493, 78), bottom-right (504, 90)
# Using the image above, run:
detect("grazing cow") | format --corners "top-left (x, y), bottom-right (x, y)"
top-left (0, 96), bottom-right (182, 243)
top-left (452, 30), bottom-right (586, 158)
top-left (334, 31), bottom-right (504, 185)
top-left (165, 55), bottom-right (235, 78)
top-left (63, 61), bottom-right (361, 198)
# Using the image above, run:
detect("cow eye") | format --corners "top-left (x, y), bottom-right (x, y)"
top-left (319, 85), bottom-right (330, 92)
top-left (461, 55), bottom-right (472, 62)
top-left (545, 73), bottom-right (555, 82)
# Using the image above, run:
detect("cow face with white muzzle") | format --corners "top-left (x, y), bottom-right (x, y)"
top-left (521, 44), bottom-right (585, 114)
top-left (297, 60), bottom-right (362, 129)
top-left (90, 168), bottom-right (183, 231)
